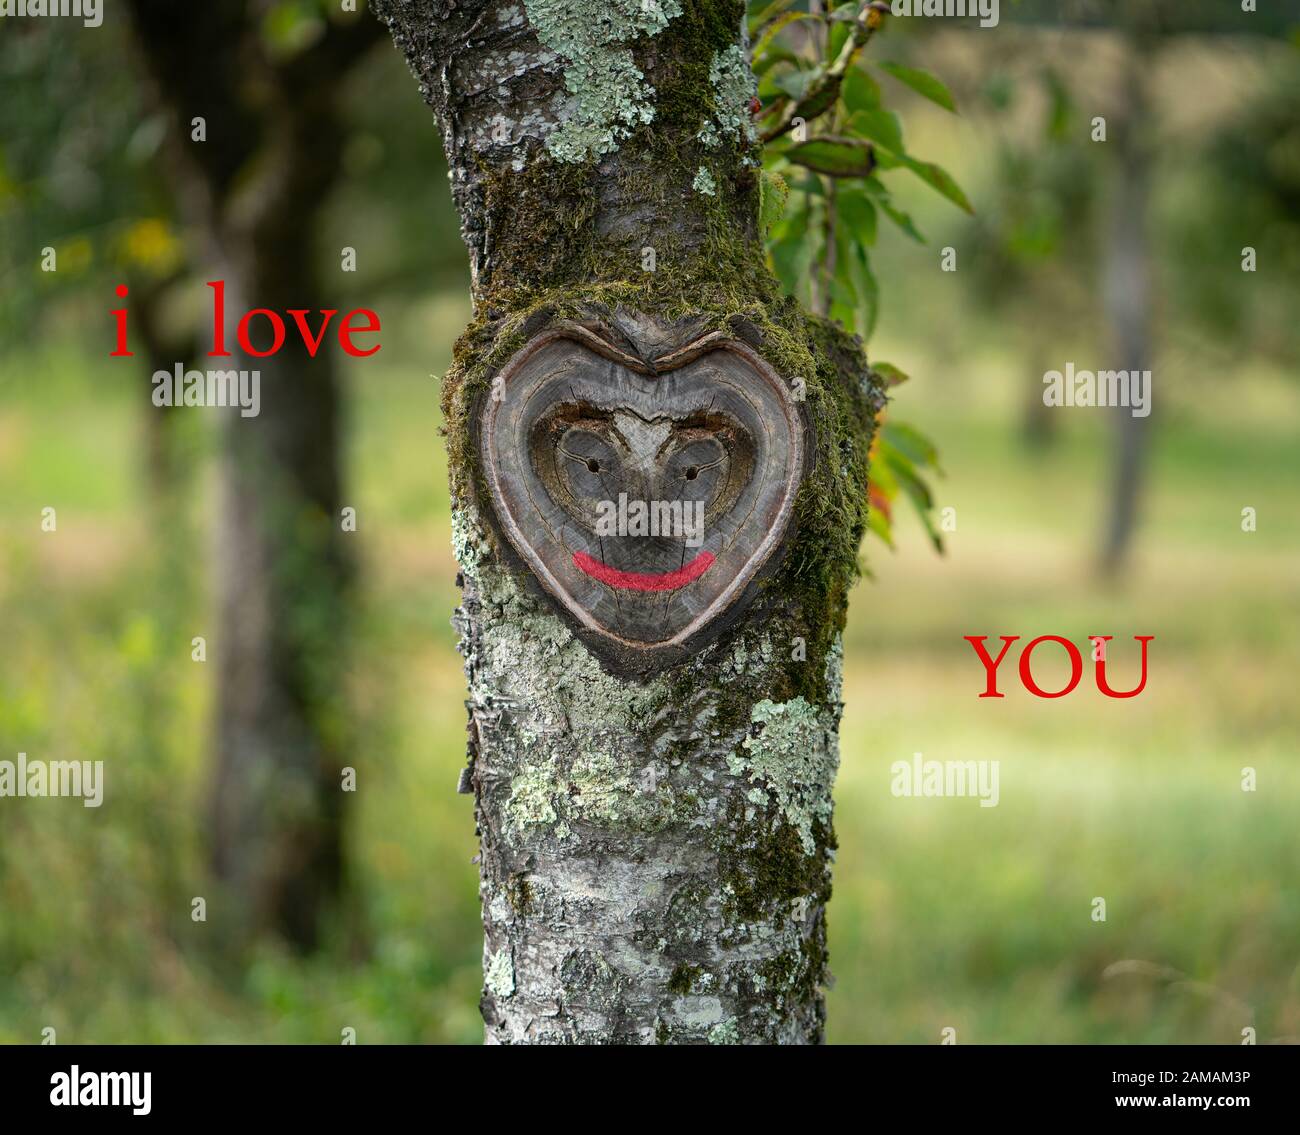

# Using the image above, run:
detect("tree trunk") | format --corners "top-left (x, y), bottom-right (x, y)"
top-left (131, 270), bottom-right (194, 502)
top-left (1099, 36), bottom-right (1154, 576)
top-left (376, 0), bottom-right (879, 1042)
top-left (124, 2), bottom-right (380, 951)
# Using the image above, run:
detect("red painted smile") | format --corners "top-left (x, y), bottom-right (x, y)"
top-left (573, 550), bottom-right (716, 593)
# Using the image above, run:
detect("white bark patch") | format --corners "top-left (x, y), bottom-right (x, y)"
top-left (486, 947), bottom-right (516, 998)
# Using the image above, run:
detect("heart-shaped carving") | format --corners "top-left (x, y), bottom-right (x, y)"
top-left (479, 320), bottom-right (805, 668)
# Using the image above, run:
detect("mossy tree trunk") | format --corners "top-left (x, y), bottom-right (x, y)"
top-left (376, 0), bottom-right (880, 1043)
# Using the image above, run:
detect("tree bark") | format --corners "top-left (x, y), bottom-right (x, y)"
top-left (1099, 36), bottom-right (1154, 577)
top-left (376, 0), bottom-right (880, 1042)
top-left (124, 2), bottom-right (381, 950)
top-left (131, 269), bottom-right (194, 502)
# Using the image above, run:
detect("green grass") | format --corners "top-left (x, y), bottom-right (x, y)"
top-left (0, 287), bottom-right (1297, 1044)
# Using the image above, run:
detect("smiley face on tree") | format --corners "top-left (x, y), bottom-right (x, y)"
top-left (478, 313), bottom-right (807, 671)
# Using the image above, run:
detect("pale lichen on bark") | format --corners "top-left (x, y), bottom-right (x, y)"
top-left (523, 0), bottom-right (683, 162)
top-left (692, 165), bottom-right (718, 196)
top-left (732, 647), bottom-right (843, 857)
top-left (698, 44), bottom-right (758, 150)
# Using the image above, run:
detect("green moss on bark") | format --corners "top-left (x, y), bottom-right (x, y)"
top-left (718, 801), bottom-right (835, 924)
top-left (668, 962), bottom-right (704, 994)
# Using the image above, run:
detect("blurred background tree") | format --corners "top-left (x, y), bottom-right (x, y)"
top-left (118, 0), bottom-right (390, 954)
top-left (1, 0), bottom-right (464, 957)
top-left (959, 59), bottom-right (1097, 450)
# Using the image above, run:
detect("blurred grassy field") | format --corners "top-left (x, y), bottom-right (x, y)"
top-left (1, 269), bottom-right (1297, 1044)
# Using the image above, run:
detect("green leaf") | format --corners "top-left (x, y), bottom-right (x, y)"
top-left (884, 443), bottom-right (945, 554)
top-left (787, 136), bottom-right (875, 178)
top-left (769, 201), bottom-right (815, 298)
top-left (883, 420), bottom-right (943, 472)
top-left (866, 500), bottom-right (895, 549)
top-left (772, 67), bottom-right (819, 101)
top-left (831, 229), bottom-right (858, 311)
top-left (869, 456), bottom-right (898, 497)
top-left (900, 157), bottom-right (975, 214)
top-left (883, 446), bottom-right (932, 510)
top-left (261, 0), bottom-right (325, 60)
top-left (848, 242), bottom-right (879, 341)
top-left (862, 179), bottom-right (926, 242)
top-left (753, 49), bottom-right (799, 79)
top-left (770, 195), bottom-right (809, 244)
top-left (748, 0), bottom-right (793, 38)
top-left (870, 361), bottom-right (910, 386)
top-left (791, 71), bottom-right (844, 126)
top-left (842, 66), bottom-right (883, 114)
top-left (830, 226), bottom-right (878, 342)
top-left (759, 169), bottom-right (790, 238)
top-left (827, 19), bottom-right (853, 59)
top-left (838, 189), bottom-right (877, 248)
top-left (778, 170), bottom-right (828, 198)
top-left (1042, 66), bottom-right (1072, 140)
top-left (753, 11), bottom-right (814, 61)
top-left (878, 61), bottom-right (958, 113)
top-left (867, 461), bottom-right (898, 549)
top-left (846, 108), bottom-right (906, 156)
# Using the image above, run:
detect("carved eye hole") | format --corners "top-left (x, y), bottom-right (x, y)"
top-left (558, 432), bottom-right (614, 491)
top-left (529, 404), bottom-right (617, 507)
top-left (668, 415), bottom-right (753, 522)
